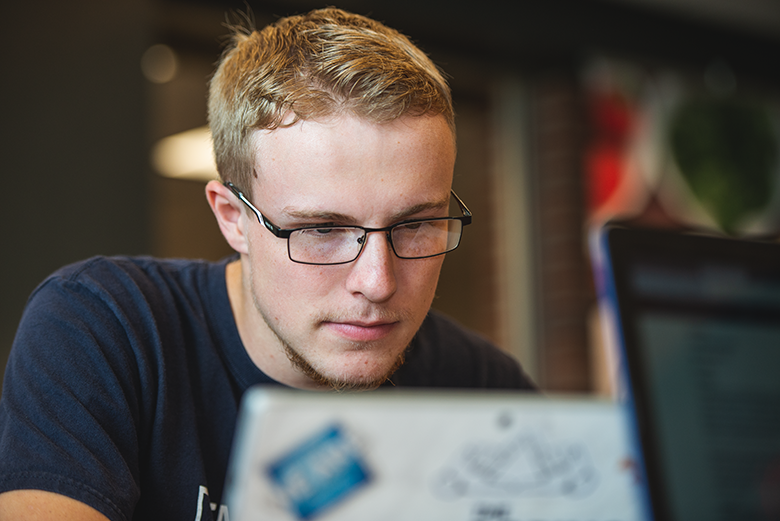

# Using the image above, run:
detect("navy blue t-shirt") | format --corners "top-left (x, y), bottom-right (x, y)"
top-left (0, 256), bottom-right (534, 521)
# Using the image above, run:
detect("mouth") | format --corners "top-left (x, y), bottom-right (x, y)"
top-left (322, 320), bottom-right (399, 343)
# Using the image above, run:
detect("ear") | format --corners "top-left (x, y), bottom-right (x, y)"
top-left (206, 180), bottom-right (250, 254)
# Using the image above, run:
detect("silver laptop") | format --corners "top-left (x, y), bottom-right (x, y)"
top-left (223, 387), bottom-right (645, 521)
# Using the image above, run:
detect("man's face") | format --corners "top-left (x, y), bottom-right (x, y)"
top-left (241, 114), bottom-right (456, 390)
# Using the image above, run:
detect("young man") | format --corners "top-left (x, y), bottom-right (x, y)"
top-left (0, 8), bottom-right (534, 520)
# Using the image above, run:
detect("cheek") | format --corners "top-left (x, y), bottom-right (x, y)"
top-left (400, 258), bottom-right (445, 300)
top-left (246, 232), bottom-right (299, 309)
top-left (249, 241), bottom-right (338, 306)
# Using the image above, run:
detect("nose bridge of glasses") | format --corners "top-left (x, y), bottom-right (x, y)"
top-left (355, 227), bottom-right (394, 252)
top-left (342, 233), bottom-right (396, 272)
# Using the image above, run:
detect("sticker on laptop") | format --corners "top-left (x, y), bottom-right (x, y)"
top-left (431, 429), bottom-right (598, 500)
top-left (266, 424), bottom-right (372, 519)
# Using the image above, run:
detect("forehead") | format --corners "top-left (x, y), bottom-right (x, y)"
top-left (248, 114), bottom-right (456, 215)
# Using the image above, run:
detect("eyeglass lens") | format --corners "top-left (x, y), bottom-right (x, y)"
top-left (288, 219), bottom-right (464, 264)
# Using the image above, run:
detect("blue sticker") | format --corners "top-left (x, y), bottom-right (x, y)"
top-left (267, 424), bottom-right (372, 519)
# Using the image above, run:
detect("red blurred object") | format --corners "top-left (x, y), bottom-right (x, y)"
top-left (585, 142), bottom-right (623, 211)
top-left (591, 92), bottom-right (633, 138)
top-left (584, 91), bottom-right (635, 214)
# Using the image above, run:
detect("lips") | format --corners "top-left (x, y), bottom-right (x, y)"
top-left (323, 320), bottom-right (398, 342)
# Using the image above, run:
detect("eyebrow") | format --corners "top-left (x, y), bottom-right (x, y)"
top-left (281, 196), bottom-right (451, 225)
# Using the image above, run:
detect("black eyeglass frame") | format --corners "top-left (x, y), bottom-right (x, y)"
top-left (224, 181), bottom-right (472, 265)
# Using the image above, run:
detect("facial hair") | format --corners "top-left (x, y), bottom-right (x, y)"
top-left (247, 260), bottom-right (411, 391)
top-left (283, 340), bottom-right (408, 392)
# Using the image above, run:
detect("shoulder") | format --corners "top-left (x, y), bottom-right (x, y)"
top-left (43, 255), bottom-right (218, 294)
top-left (13, 255), bottom-right (233, 374)
top-left (28, 256), bottom-right (228, 315)
top-left (12, 254), bottom-right (226, 372)
top-left (391, 310), bottom-right (537, 391)
top-left (3, 256), bottom-right (238, 518)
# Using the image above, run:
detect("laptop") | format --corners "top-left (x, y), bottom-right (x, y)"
top-left (592, 224), bottom-right (780, 521)
top-left (223, 388), bottom-right (646, 521)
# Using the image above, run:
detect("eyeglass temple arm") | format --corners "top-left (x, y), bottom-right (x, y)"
top-left (224, 181), bottom-right (288, 237)
top-left (451, 190), bottom-right (472, 226)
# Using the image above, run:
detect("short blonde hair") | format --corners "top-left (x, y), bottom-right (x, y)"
top-left (208, 7), bottom-right (454, 190)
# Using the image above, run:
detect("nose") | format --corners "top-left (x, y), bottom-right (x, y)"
top-left (345, 231), bottom-right (398, 303)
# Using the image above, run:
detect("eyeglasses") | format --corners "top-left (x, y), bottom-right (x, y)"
top-left (225, 182), bottom-right (472, 265)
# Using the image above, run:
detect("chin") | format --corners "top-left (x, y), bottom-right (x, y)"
top-left (287, 343), bottom-right (408, 392)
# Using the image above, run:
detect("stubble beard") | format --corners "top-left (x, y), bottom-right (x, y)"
top-left (248, 265), bottom-right (411, 392)
top-left (283, 341), bottom-right (408, 392)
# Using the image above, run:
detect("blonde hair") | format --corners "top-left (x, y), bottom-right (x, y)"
top-left (208, 7), bottom-right (454, 190)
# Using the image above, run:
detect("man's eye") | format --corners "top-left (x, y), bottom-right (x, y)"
top-left (298, 223), bottom-right (337, 231)
top-left (298, 226), bottom-right (346, 236)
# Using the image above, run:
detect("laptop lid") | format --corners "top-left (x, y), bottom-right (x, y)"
top-left (223, 388), bottom-right (645, 521)
top-left (595, 224), bottom-right (780, 521)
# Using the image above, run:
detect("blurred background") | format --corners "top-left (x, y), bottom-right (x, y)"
top-left (1, 0), bottom-right (779, 396)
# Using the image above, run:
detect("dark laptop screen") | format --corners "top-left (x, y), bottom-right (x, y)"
top-left (601, 226), bottom-right (780, 521)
